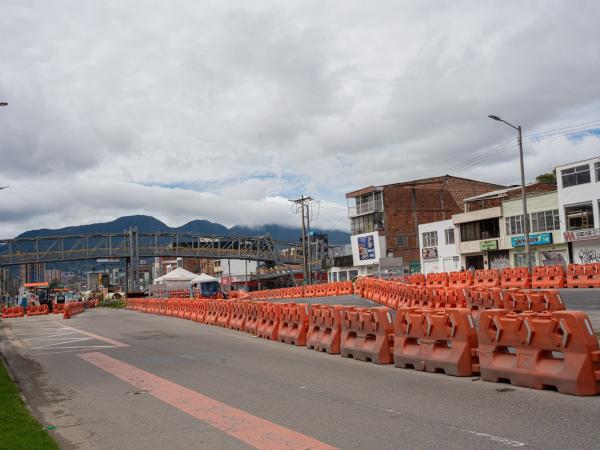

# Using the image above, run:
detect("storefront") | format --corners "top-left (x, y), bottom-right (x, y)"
top-left (564, 228), bottom-right (600, 264)
top-left (509, 232), bottom-right (568, 268)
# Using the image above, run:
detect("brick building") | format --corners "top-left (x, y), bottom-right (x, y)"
top-left (346, 175), bottom-right (504, 273)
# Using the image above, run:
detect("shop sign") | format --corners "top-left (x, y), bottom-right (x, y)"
top-left (421, 247), bottom-right (438, 260)
top-left (563, 228), bottom-right (600, 242)
top-left (511, 232), bottom-right (553, 247)
top-left (480, 240), bottom-right (498, 251)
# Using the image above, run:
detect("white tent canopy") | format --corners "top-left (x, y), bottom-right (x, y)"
top-left (154, 267), bottom-right (198, 284)
top-left (190, 273), bottom-right (219, 284)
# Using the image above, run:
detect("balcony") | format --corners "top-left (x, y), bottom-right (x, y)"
top-left (347, 201), bottom-right (384, 218)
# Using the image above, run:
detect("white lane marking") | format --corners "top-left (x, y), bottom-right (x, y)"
top-left (29, 337), bottom-right (94, 349)
top-left (450, 426), bottom-right (527, 447)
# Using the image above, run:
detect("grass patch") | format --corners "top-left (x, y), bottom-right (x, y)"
top-left (0, 359), bottom-right (59, 450)
top-left (99, 299), bottom-right (126, 309)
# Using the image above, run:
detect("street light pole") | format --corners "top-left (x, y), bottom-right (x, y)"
top-left (488, 115), bottom-right (531, 271)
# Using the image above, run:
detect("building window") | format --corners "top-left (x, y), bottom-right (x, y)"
top-left (422, 231), bottom-right (438, 248)
top-left (339, 271), bottom-right (348, 281)
top-left (396, 235), bottom-right (408, 247)
top-left (461, 218), bottom-right (500, 242)
top-left (561, 164), bottom-right (591, 188)
top-left (565, 203), bottom-right (595, 230)
top-left (348, 270), bottom-right (359, 280)
top-left (596, 162), bottom-right (600, 181)
top-left (332, 272), bottom-right (338, 282)
top-left (506, 210), bottom-right (560, 235)
top-left (444, 228), bottom-right (455, 245)
top-left (505, 215), bottom-right (524, 236)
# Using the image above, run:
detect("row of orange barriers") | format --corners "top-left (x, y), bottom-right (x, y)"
top-left (1, 306), bottom-right (25, 318)
top-left (386, 264), bottom-right (600, 290)
top-left (27, 304), bottom-right (49, 316)
top-left (250, 281), bottom-right (354, 301)
top-left (63, 302), bottom-right (85, 319)
top-left (127, 297), bottom-right (600, 395)
top-left (359, 278), bottom-right (567, 318)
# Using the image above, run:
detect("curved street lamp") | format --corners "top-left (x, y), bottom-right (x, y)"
top-left (488, 114), bottom-right (531, 271)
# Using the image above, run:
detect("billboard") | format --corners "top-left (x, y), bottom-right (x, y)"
top-left (351, 232), bottom-right (385, 267)
top-left (357, 235), bottom-right (376, 261)
top-left (421, 247), bottom-right (438, 260)
top-left (511, 233), bottom-right (552, 247)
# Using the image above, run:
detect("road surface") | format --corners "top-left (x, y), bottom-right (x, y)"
top-left (0, 298), bottom-right (599, 449)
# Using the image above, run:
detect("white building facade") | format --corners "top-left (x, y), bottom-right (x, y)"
top-left (418, 219), bottom-right (461, 274)
top-left (501, 191), bottom-right (568, 267)
top-left (556, 156), bottom-right (600, 264)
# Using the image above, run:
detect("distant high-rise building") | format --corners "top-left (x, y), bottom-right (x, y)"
top-left (44, 269), bottom-right (61, 284)
top-left (19, 263), bottom-right (46, 284)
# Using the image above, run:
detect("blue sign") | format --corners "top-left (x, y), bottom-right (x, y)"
top-left (357, 235), bottom-right (376, 260)
top-left (511, 233), bottom-right (553, 247)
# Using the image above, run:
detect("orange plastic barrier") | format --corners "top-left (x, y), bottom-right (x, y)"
top-left (473, 269), bottom-right (501, 288)
top-left (63, 302), bottom-right (84, 319)
top-left (315, 284), bottom-right (328, 298)
top-left (426, 272), bottom-right (449, 287)
top-left (27, 304), bottom-right (49, 316)
top-left (229, 301), bottom-right (247, 330)
top-left (204, 300), bottom-right (219, 325)
top-left (338, 281), bottom-right (353, 296)
top-left (448, 271), bottom-right (473, 288)
top-left (216, 300), bottom-right (232, 327)
top-left (394, 308), bottom-right (479, 376)
top-left (307, 304), bottom-right (344, 354)
top-left (567, 263), bottom-right (600, 288)
top-left (304, 285), bottom-right (316, 298)
top-left (531, 265), bottom-right (566, 289)
top-left (408, 274), bottom-right (426, 287)
top-left (53, 303), bottom-right (66, 314)
top-left (464, 287), bottom-right (506, 319)
top-left (1, 306), bottom-right (25, 318)
top-left (478, 309), bottom-right (600, 395)
top-left (340, 307), bottom-right (394, 364)
top-left (278, 303), bottom-right (310, 346)
top-left (256, 303), bottom-right (282, 340)
top-left (326, 283), bottom-right (339, 297)
top-left (501, 267), bottom-right (531, 289)
top-left (243, 301), bottom-right (264, 334)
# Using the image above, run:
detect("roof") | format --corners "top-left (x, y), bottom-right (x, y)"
top-left (191, 273), bottom-right (219, 284)
top-left (346, 175), bottom-right (504, 198)
top-left (154, 267), bottom-right (198, 283)
top-left (463, 183), bottom-right (556, 202)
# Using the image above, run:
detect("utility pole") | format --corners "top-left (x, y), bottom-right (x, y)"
top-left (488, 115), bottom-right (531, 271)
top-left (289, 195), bottom-right (313, 285)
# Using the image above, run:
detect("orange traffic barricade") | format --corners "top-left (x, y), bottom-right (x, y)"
top-left (256, 303), bottom-right (282, 340)
top-left (307, 304), bottom-right (344, 354)
top-left (278, 303), bottom-right (310, 346)
top-left (394, 308), bottom-right (479, 376)
top-left (478, 309), bottom-right (600, 395)
top-left (340, 307), bottom-right (394, 364)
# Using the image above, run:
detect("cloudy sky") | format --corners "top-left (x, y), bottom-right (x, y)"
top-left (1, 1), bottom-right (599, 237)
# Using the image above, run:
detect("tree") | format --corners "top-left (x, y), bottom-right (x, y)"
top-left (49, 278), bottom-right (59, 291)
top-left (535, 171), bottom-right (557, 185)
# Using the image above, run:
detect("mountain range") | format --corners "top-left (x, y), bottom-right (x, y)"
top-left (16, 215), bottom-right (351, 245)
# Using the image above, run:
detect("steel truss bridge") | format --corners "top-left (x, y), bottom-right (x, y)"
top-left (0, 229), bottom-right (307, 290)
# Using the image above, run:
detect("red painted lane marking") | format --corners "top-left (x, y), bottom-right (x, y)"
top-left (79, 352), bottom-right (337, 450)
top-left (58, 324), bottom-right (129, 348)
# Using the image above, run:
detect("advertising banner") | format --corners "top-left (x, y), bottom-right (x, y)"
top-left (563, 228), bottom-right (600, 242)
top-left (511, 232), bottom-right (553, 247)
top-left (421, 247), bottom-right (438, 260)
top-left (357, 235), bottom-right (376, 260)
top-left (480, 240), bottom-right (498, 251)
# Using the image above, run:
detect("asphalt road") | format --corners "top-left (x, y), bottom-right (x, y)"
top-left (0, 300), bottom-right (599, 450)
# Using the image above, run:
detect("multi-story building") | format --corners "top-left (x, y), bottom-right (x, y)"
top-left (19, 263), bottom-right (46, 284)
top-left (451, 184), bottom-right (557, 270)
top-left (213, 259), bottom-right (258, 289)
top-left (556, 156), bottom-right (600, 264)
top-left (418, 219), bottom-right (461, 274)
top-left (346, 175), bottom-right (504, 274)
top-left (44, 269), bottom-right (62, 284)
top-left (502, 191), bottom-right (567, 267)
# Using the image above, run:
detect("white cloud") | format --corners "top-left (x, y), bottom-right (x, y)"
top-left (1, 1), bottom-right (599, 237)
